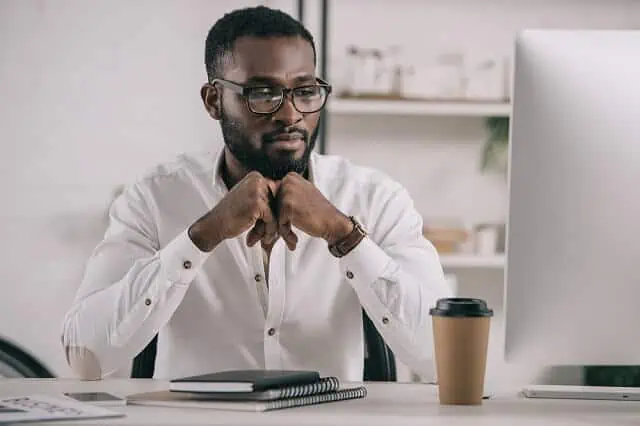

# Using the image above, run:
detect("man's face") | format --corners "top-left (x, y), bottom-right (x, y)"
top-left (208, 36), bottom-right (321, 180)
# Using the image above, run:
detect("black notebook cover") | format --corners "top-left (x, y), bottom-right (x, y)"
top-left (171, 376), bottom-right (340, 401)
top-left (169, 369), bottom-right (321, 393)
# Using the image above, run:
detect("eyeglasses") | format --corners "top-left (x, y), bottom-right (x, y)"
top-left (210, 77), bottom-right (332, 115)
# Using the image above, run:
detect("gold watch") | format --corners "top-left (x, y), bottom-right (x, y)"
top-left (328, 216), bottom-right (367, 258)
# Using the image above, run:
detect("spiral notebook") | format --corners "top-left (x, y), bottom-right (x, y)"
top-left (169, 369), bottom-right (320, 393)
top-left (126, 383), bottom-right (366, 412)
top-left (169, 376), bottom-right (341, 401)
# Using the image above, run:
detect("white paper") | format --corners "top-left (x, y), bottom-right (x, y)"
top-left (0, 394), bottom-right (124, 424)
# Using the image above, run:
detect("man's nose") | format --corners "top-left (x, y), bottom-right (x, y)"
top-left (272, 94), bottom-right (303, 125)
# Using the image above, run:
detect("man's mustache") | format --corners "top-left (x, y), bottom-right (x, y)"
top-left (262, 128), bottom-right (308, 144)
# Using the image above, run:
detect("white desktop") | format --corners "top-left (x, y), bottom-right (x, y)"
top-left (504, 29), bottom-right (640, 399)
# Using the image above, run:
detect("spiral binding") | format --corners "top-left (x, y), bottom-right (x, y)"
top-left (269, 386), bottom-right (367, 410)
top-left (278, 376), bottom-right (339, 399)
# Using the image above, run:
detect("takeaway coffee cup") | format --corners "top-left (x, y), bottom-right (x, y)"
top-left (429, 298), bottom-right (493, 405)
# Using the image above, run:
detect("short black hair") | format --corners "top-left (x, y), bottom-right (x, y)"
top-left (204, 6), bottom-right (316, 82)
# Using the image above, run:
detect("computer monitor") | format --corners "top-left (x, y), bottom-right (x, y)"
top-left (504, 30), bottom-right (640, 367)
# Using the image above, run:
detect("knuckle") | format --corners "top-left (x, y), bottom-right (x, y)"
top-left (248, 185), bottom-right (262, 200)
top-left (280, 201), bottom-right (294, 217)
top-left (283, 198), bottom-right (295, 210)
top-left (247, 170), bottom-right (263, 180)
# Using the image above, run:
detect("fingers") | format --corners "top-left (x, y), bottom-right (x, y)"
top-left (244, 173), bottom-right (302, 250)
top-left (260, 199), bottom-right (279, 245)
top-left (276, 188), bottom-right (298, 250)
top-left (247, 179), bottom-right (278, 247)
top-left (279, 222), bottom-right (298, 250)
top-left (266, 179), bottom-right (280, 198)
top-left (246, 220), bottom-right (265, 247)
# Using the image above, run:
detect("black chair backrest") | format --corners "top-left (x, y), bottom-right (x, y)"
top-left (131, 334), bottom-right (157, 379)
top-left (0, 339), bottom-right (55, 378)
top-left (361, 310), bottom-right (396, 381)
top-left (131, 310), bottom-right (396, 381)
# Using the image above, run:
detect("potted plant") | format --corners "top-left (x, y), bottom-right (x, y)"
top-left (480, 116), bottom-right (510, 175)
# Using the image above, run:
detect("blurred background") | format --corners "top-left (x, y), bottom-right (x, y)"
top-left (1, 0), bottom-right (639, 386)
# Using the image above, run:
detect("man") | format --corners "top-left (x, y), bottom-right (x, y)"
top-left (61, 6), bottom-right (451, 381)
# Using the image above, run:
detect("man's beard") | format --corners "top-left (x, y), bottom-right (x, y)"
top-left (220, 109), bottom-right (318, 181)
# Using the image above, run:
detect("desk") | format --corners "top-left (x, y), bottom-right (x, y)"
top-left (0, 379), bottom-right (638, 425)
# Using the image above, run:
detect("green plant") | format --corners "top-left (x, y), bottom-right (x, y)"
top-left (481, 116), bottom-right (510, 173)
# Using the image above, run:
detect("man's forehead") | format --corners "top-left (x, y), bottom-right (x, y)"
top-left (224, 35), bottom-right (315, 82)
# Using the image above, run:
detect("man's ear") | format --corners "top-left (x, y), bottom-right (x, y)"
top-left (200, 83), bottom-right (222, 120)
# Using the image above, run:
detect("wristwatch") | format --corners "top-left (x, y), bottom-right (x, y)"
top-left (328, 216), bottom-right (367, 258)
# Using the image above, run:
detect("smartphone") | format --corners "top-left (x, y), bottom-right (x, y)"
top-left (63, 392), bottom-right (126, 407)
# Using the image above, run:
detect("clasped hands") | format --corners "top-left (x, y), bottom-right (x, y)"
top-left (189, 171), bottom-right (353, 252)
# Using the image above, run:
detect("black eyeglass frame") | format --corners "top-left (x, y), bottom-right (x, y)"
top-left (210, 77), bottom-right (333, 115)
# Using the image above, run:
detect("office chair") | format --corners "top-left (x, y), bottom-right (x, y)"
top-left (0, 339), bottom-right (54, 378)
top-left (131, 310), bottom-right (397, 381)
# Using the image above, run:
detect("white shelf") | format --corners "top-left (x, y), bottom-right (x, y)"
top-left (439, 254), bottom-right (506, 269)
top-left (328, 98), bottom-right (511, 117)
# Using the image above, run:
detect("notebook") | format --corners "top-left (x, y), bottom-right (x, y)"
top-left (169, 376), bottom-right (340, 401)
top-left (169, 369), bottom-right (320, 393)
top-left (126, 385), bottom-right (367, 412)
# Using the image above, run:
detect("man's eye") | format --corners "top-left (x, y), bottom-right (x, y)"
top-left (251, 88), bottom-right (279, 100)
top-left (296, 87), bottom-right (321, 97)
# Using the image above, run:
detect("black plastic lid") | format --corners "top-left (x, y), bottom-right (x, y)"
top-left (429, 298), bottom-right (493, 318)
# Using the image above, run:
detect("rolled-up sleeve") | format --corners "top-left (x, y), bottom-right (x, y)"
top-left (340, 186), bottom-right (453, 378)
top-left (61, 182), bottom-right (209, 379)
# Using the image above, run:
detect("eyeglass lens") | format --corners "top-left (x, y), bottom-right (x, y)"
top-left (248, 86), bottom-right (328, 114)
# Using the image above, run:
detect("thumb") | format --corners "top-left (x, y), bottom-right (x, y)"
top-left (279, 223), bottom-right (298, 250)
top-left (246, 220), bottom-right (265, 247)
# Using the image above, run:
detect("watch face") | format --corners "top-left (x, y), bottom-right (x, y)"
top-left (351, 216), bottom-right (367, 235)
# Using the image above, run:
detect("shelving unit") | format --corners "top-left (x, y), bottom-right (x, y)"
top-left (328, 98), bottom-right (511, 117)
top-left (309, 0), bottom-right (508, 277)
top-left (439, 254), bottom-right (505, 269)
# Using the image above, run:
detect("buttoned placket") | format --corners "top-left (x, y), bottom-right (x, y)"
top-left (252, 247), bottom-right (268, 317)
top-left (253, 238), bottom-right (286, 370)
top-left (208, 158), bottom-right (305, 371)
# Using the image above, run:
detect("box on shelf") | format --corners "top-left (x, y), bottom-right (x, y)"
top-left (464, 53), bottom-right (509, 101)
top-left (423, 218), bottom-right (470, 255)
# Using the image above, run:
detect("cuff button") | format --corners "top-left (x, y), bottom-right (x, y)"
top-left (183, 260), bottom-right (192, 269)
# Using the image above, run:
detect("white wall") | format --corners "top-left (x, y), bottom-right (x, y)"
top-left (0, 0), bottom-right (267, 377)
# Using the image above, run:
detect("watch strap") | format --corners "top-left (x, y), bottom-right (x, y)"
top-left (328, 216), bottom-right (367, 258)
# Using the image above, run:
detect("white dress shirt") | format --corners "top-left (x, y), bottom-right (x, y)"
top-left (61, 147), bottom-right (452, 381)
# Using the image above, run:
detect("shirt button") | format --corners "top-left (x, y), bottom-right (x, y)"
top-left (267, 328), bottom-right (276, 336)
top-left (183, 260), bottom-right (192, 269)
top-left (254, 274), bottom-right (263, 283)
top-left (346, 270), bottom-right (354, 279)
top-left (382, 317), bottom-right (389, 325)
top-left (144, 298), bottom-right (151, 306)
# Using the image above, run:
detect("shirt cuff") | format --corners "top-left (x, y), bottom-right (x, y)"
top-left (338, 237), bottom-right (393, 288)
top-left (160, 229), bottom-right (211, 285)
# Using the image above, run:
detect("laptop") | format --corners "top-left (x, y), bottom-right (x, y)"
top-left (522, 385), bottom-right (640, 401)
